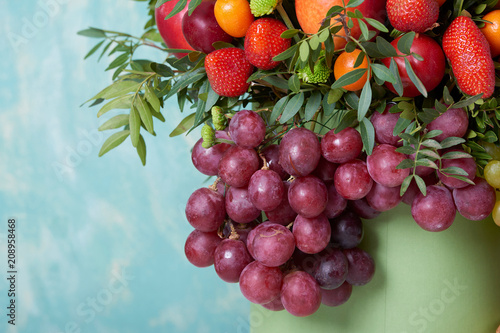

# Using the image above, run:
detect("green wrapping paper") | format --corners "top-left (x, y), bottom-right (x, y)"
top-left (251, 203), bottom-right (500, 333)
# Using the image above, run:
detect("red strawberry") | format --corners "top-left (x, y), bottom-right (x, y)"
top-left (244, 18), bottom-right (291, 70)
top-left (442, 16), bottom-right (495, 99)
top-left (205, 47), bottom-right (254, 97)
top-left (386, 0), bottom-right (439, 33)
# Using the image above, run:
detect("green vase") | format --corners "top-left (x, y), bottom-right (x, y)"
top-left (250, 203), bottom-right (500, 333)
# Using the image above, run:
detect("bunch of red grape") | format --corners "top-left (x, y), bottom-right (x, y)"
top-left (183, 107), bottom-right (496, 317)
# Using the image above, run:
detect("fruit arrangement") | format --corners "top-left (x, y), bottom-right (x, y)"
top-left (80, 0), bottom-right (500, 318)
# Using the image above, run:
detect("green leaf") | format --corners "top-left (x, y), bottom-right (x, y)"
top-left (483, 131), bottom-right (498, 143)
top-left (145, 85), bottom-right (161, 112)
top-left (130, 107), bottom-right (141, 147)
top-left (415, 158), bottom-right (438, 169)
top-left (270, 96), bottom-right (289, 123)
top-left (396, 158), bottom-right (415, 170)
top-left (78, 27), bottom-right (106, 38)
top-left (344, 91), bottom-right (359, 110)
top-left (273, 44), bottom-right (299, 62)
top-left (151, 62), bottom-right (174, 77)
top-left (396, 145), bottom-right (416, 155)
top-left (305, 91), bottom-right (322, 121)
top-left (187, 0), bottom-right (202, 15)
top-left (318, 29), bottom-right (330, 43)
top-left (97, 95), bottom-right (134, 117)
top-left (280, 93), bottom-right (305, 123)
top-left (414, 174), bottom-right (426, 196)
top-left (135, 96), bottom-right (154, 134)
top-left (364, 18), bottom-right (388, 32)
top-left (309, 35), bottom-right (321, 50)
top-left (420, 139), bottom-right (442, 149)
top-left (441, 151), bottom-right (472, 160)
top-left (404, 58), bottom-right (427, 97)
top-left (204, 85), bottom-right (219, 112)
top-left (288, 74), bottom-right (301, 93)
top-left (260, 75), bottom-right (289, 91)
top-left (424, 130), bottom-right (443, 139)
top-left (323, 93), bottom-right (336, 116)
top-left (84, 40), bottom-right (105, 59)
top-left (299, 42), bottom-right (310, 62)
top-left (389, 58), bottom-right (404, 96)
top-left (281, 29), bottom-right (300, 39)
top-left (371, 63), bottom-right (396, 83)
top-left (400, 175), bottom-right (413, 196)
top-left (443, 86), bottom-right (454, 105)
top-left (98, 114), bottom-right (129, 131)
top-left (453, 94), bottom-right (483, 108)
top-left (417, 149), bottom-right (440, 160)
top-left (106, 53), bottom-right (129, 71)
top-left (89, 80), bottom-right (141, 102)
top-left (357, 80), bottom-right (372, 121)
top-left (195, 80), bottom-right (209, 126)
top-left (440, 136), bottom-right (465, 149)
top-left (170, 113), bottom-right (196, 137)
top-left (360, 118), bottom-right (375, 155)
top-left (396, 32), bottom-right (415, 55)
top-left (334, 110), bottom-right (357, 133)
top-left (441, 166), bottom-right (470, 176)
top-left (98, 130), bottom-right (130, 157)
top-left (328, 88), bottom-right (343, 104)
top-left (165, 68), bottom-right (205, 100)
top-left (376, 36), bottom-right (398, 57)
top-left (358, 19), bottom-right (370, 41)
top-left (136, 135), bottom-right (146, 166)
top-left (163, 0), bottom-right (188, 19)
top-left (399, 132), bottom-right (419, 146)
top-left (346, 0), bottom-right (365, 7)
top-left (331, 68), bottom-right (367, 89)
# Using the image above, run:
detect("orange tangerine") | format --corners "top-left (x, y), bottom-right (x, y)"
top-left (214, 0), bottom-right (254, 38)
top-left (333, 49), bottom-right (370, 91)
top-left (480, 10), bottom-right (500, 58)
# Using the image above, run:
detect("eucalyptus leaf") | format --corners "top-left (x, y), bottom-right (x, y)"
top-left (441, 151), bottom-right (472, 160)
top-left (371, 63), bottom-right (396, 83)
top-left (357, 80), bottom-right (372, 121)
top-left (404, 58), bottom-right (427, 97)
top-left (299, 42), bottom-right (310, 62)
top-left (97, 95), bottom-right (134, 117)
top-left (145, 85), bottom-right (161, 112)
top-left (98, 114), bottom-right (130, 131)
top-left (280, 93), bottom-right (305, 123)
top-left (376, 36), bottom-right (398, 57)
top-left (305, 91), bottom-right (322, 121)
top-left (331, 68), bottom-right (367, 90)
top-left (169, 113), bottom-right (196, 137)
top-left (98, 130), bottom-right (130, 157)
top-left (360, 118), bottom-right (375, 155)
top-left (134, 96), bottom-right (154, 134)
top-left (389, 58), bottom-right (404, 96)
top-left (136, 135), bottom-right (147, 166)
top-left (288, 74), bottom-right (301, 93)
top-left (281, 29), bottom-right (301, 39)
top-left (440, 136), bottom-right (465, 149)
top-left (364, 18), bottom-right (388, 32)
top-left (129, 107), bottom-right (141, 147)
top-left (400, 174), bottom-right (414, 196)
top-left (414, 175), bottom-right (426, 196)
top-left (270, 96), bottom-right (289, 123)
top-left (396, 32), bottom-right (415, 55)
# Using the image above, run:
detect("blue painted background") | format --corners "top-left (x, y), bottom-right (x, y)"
top-left (0, 1), bottom-right (248, 332)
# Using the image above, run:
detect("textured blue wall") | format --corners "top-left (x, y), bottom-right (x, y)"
top-left (0, 1), bottom-right (248, 332)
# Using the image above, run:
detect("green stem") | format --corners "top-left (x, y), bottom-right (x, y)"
top-left (276, 3), bottom-right (300, 43)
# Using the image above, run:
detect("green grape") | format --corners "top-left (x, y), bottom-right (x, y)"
top-left (481, 141), bottom-right (500, 160)
top-left (484, 160), bottom-right (500, 189)
top-left (492, 200), bottom-right (500, 227)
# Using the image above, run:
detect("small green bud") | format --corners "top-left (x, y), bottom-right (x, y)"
top-left (201, 124), bottom-right (215, 149)
top-left (250, 0), bottom-right (279, 17)
top-left (297, 57), bottom-right (331, 84)
top-left (211, 106), bottom-right (227, 131)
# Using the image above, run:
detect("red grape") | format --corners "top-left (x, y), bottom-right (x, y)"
top-left (293, 214), bottom-right (331, 254)
top-left (218, 145), bottom-right (260, 187)
top-left (265, 182), bottom-right (298, 225)
top-left (239, 261), bottom-right (283, 304)
top-left (411, 185), bottom-right (456, 232)
top-left (321, 127), bottom-right (363, 163)
top-left (427, 107), bottom-right (468, 142)
top-left (248, 169), bottom-right (285, 211)
top-left (453, 177), bottom-right (496, 220)
top-left (312, 156), bottom-right (338, 182)
top-left (261, 295), bottom-right (285, 311)
top-left (184, 230), bottom-right (222, 267)
top-left (401, 172), bottom-right (438, 205)
top-left (279, 127), bottom-right (321, 177)
top-left (330, 210), bottom-right (364, 249)
top-left (225, 186), bottom-right (261, 223)
top-left (185, 187), bottom-right (226, 232)
top-left (311, 247), bottom-right (348, 289)
top-left (281, 270), bottom-right (322, 317)
top-left (343, 247), bottom-right (375, 286)
top-left (214, 239), bottom-right (253, 283)
top-left (191, 138), bottom-right (231, 176)
top-left (334, 159), bottom-right (373, 200)
top-left (228, 110), bottom-right (267, 149)
top-left (324, 182), bottom-right (348, 219)
top-left (370, 104), bottom-right (403, 146)
top-left (367, 144), bottom-right (409, 187)
top-left (321, 281), bottom-right (353, 307)
top-left (252, 223), bottom-right (295, 267)
top-left (348, 198), bottom-right (381, 219)
top-left (288, 175), bottom-right (328, 218)
top-left (366, 182), bottom-right (402, 212)
top-left (262, 144), bottom-right (289, 180)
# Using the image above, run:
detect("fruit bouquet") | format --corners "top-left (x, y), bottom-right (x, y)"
top-left (80, 0), bottom-right (500, 324)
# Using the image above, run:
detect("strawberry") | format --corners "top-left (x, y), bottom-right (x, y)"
top-left (205, 47), bottom-right (254, 97)
top-left (442, 16), bottom-right (495, 99)
top-left (386, 0), bottom-right (439, 33)
top-left (244, 18), bottom-right (291, 70)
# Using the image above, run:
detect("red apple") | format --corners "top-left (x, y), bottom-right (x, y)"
top-left (155, 0), bottom-right (195, 59)
top-left (381, 34), bottom-right (445, 97)
top-left (182, 1), bottom-right (233, 54)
